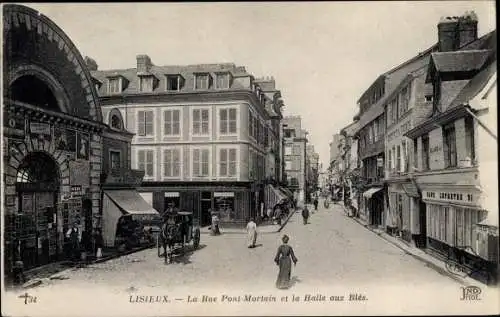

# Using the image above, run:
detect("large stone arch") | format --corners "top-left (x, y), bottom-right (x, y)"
top-left (3, 4), bottom-right (102, 122)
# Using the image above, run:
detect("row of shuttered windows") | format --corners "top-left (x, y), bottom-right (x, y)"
top-left (427, 204), bottom-right (487, 252)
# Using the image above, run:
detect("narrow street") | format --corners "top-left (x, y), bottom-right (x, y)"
top-left (27, 204), bottom-right (461, 292)
top-left (7, 203), bottom-right (497, 316)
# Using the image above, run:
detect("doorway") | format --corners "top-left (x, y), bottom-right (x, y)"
top-left (200, 191), bottom-right (212, 226)
top-left (417, 201), bottom-right (427, 248)
top-left (15, 151), bottom-right (60, 269)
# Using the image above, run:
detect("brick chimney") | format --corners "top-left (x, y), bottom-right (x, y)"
top-left (437, 11), bottom-right (478, 52)
top-left (136, 54), bottom-right (152, 74)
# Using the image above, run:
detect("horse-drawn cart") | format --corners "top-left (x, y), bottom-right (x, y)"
top-left (157, 211), bottom-right (201, 264)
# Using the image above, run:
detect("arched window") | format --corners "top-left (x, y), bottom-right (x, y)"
top-left (111, 114), bottom-right (122, 130)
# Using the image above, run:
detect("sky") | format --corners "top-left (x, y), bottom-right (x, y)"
top-left (25, 2), bottom-right (496, 168)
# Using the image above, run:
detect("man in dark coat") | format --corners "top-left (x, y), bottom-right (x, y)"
top-left (301, 206), bottom-right (310, 225)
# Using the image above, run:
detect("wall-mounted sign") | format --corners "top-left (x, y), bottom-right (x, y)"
top-left (377, 157), bottom-right (384, 167)
top-left (69, 160), bottom-right (90, 188)
top-left (214, 192), bottom-right (234, 198)
top-left (3, 114), bottom-right (25, 139)
top-left (164, 192), bottom-right (180, 197)
top-left (71, 185), bottom-right (83, 198)
top-left (76, 132), bottom-right (90, 160)
top-left (54, 127), bottom-right (77, 152)
top-left (29, 122), bottom-right (52, 141)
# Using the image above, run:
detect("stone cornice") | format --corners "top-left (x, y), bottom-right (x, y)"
top-left (98, 89), bottom-right (271, 120)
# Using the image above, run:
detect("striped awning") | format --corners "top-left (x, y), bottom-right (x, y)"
top-left (265, 185), bottom-right (287, 210)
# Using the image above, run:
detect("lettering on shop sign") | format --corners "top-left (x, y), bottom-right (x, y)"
top-left (29, 122), bottom-right (52, 142)
top-left (387, 120), bottom-right (412, 142)
top-left (430, 145), bottom-right (442, 153)
top-left (69, 160), bottom-right (90, 187)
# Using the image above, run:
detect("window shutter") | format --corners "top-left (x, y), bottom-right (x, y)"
top-left (220, 149), bottom-right (227, 176)
top-left (220, 109), bottom-right (227, 134)
top-left (138, 150), bottom-right (145, 170)
top-left (163, 149), bottom-right (170, 177)
top-left (145, 111), bottom-right (154, 135)
top-left (173, 110), bottom-right (180, 135)
top-left (202, 149), bottom-right (209, 176)
top-left (173, 149), bottom-right (180, 177)
top-left (146, 150), bottom-right (154, 177)
top-left (164, 110), bottom-right (171, 135)
top-left (202, 110), bottom-right (209, 134)
top-left (229, 149), bottom-right (236, 176)
top-left (138, 111), bottom-right (145, 136)
top-left (193, 149), bottom-right (200, 176)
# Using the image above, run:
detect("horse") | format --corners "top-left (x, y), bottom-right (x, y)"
top-left (160, 220), bottom-right (183, 264)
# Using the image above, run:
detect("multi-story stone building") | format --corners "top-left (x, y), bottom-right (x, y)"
top-left (91, 56), bottom-right (282, 227)
top-left (405, 13), bottom-right (497, 280)
top-left (328, 133), bottom-right (342, 194)
top-left (356, 41), bottom-right (437, 227)
top-left (282, 116), bottom-right (308, 205)
top-left (306, 144), bottom-right (320, 200)
top-left (2, 4), bottom-right (104, 274)
top-left (339, 120), bottom-right (359, 211)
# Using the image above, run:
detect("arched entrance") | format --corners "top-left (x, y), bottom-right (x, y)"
top-left (15, 152), bottom-right (60, 269)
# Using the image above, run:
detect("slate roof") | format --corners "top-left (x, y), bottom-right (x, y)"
top-left (450, 59), bottom-right (497, 108)
top-left (430, 50), bottom-right (492, 73)
top-left (91, 63), bottom-right (253, 96)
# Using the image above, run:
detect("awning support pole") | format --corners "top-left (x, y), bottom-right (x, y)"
top-left (465, 107), bottom-right (497, 141)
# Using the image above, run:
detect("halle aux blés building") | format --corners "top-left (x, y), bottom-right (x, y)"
top-left (346, 12), bottom-right (498, 281)
top-left (90, 57), bottom-right (286, 227)
top-left (2, 4), bottom-right (155, 276)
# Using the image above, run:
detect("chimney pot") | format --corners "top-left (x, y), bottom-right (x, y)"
top-left (136, 54), bottom-right (152, 74)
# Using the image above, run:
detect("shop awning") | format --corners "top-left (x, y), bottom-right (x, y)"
top-left (104, 190), bottom-right (159, 216)
top-left (279, 187), bottom-right (294, 199)
top-left (265, 185), bottom-right (288, 210)
top-left (363, 187), bottom-right (383, 199)
top-left (402, 183), bottom-right (420, 198)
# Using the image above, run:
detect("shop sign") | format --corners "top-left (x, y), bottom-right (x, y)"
top-left (29, 122), bottom-right (51, 141)
top-left (69, 160), bottom-right (90, 188)
top-left (164, 192), bottom-right (180, 197)
top-left (214, 192), bottom-right (234, 197)
top-left (71, 185), bottom-right (83, 198)
top-left (3, 115), bottom-right (25, 139)
top-left (377, 157), bottom-right (384, 167)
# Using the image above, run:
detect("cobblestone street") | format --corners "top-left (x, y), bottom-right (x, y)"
top-left (7, 203), bottom-right (499, 316)
top-left (30, 203), bottom-right (460, 292)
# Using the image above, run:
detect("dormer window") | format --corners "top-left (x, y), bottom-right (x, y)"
top-left (166, 75), bottom-right (183, 91)
top-left (111, 114), bottom-right (122, 130)
top-left (195, 73), bottom-right (211, 90)
top-left (108, 77), bottom-right (121, 94)
top-left (139, 76), bottom-right (154, 92)
top-left (215, 72), bottom-right (231, 89)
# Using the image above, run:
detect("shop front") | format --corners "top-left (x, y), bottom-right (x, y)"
top-left (140, 181), bottom-right (255, 228)
top-left (362, 187), bottom-right (384, 227)
top-left (3, 5), bottom-right (103, 277)
top-left (102, 189), bottom-right (159, 248)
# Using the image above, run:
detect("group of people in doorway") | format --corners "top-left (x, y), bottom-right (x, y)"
top-left (65, 221), bottom-right (104, 263)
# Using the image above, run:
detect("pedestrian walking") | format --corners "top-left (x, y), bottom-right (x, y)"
top-left (301, 206), bottom-right (310, 225)
top-left (246, 218), bottom-right (258, 248)
top-left (313, 197), bottom-right (318, 211)
top-left (210, 210), bottom-right (221, 236)
top-left (274, 234), bottom-right (298, 289)
top-left (66, 221), bottom-right (81, 261)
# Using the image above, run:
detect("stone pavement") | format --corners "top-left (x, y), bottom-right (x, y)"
top-left (335, 201), bottom-right (492, 288)
top-left (200, 208), bottom-right (298, 235)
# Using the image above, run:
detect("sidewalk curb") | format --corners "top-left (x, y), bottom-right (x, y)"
top-left (276, 209), bottom-right (298, 233)
top-left (338, 202), bottom-right (484, 287)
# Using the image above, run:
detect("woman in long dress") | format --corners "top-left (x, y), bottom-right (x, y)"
top-left (274, 234), bottom-right (298, 289)
top-left (246, 218), bottom-right (257, 248)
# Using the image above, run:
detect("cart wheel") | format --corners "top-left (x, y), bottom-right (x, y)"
top-left (157, 235), bottom-right (162, 257)
top-left (193, 228), bottom-right (200, 249)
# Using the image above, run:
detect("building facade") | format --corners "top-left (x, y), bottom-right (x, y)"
top-left (405, 13), bottom-right (497, 281)
top-left (91, 56), bottom-right (280, 227)
top-left (305, 144), bottom-right (320, 201)
top-left (3, 4), bottom-right (104, 274)
top-left (282, 116), bottom-right (308, 205)
top-left (339, 120), bottom-right (359, 212)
